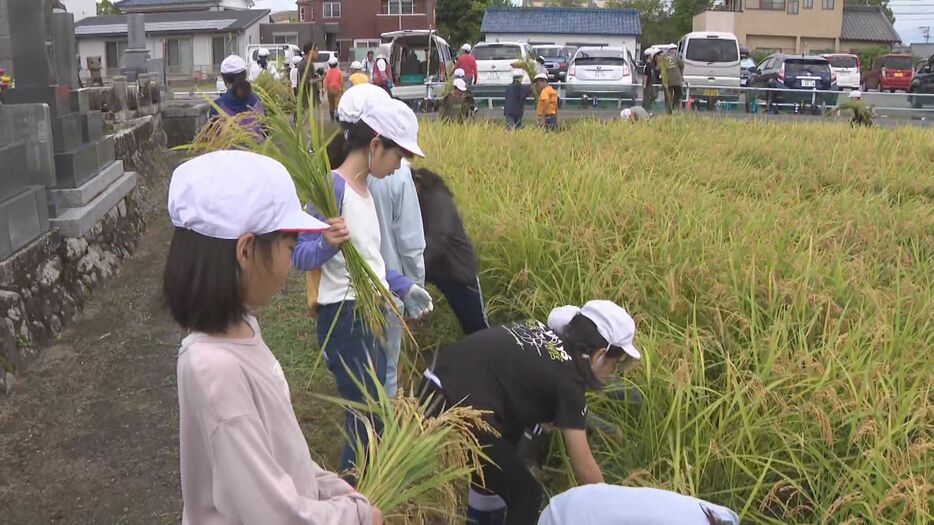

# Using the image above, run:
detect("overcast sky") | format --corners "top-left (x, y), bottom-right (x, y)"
top-left (253, 0), bottom-right (933, 45)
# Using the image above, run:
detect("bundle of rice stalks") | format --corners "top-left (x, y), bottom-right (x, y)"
top-left (179, 72), bottom-right (400, 338)
top-left (322, 368), bottom-right (495, 523)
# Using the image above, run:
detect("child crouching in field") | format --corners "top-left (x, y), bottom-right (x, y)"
top-left (164, 150), bottom-right (382, 524)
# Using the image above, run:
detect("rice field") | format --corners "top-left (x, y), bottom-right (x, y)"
top-left (406, 117), bottom-right (934, 523)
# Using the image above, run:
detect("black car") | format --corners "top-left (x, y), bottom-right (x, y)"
top-left (748, 54), bottom-right (839, 110)
top-left (908, 55), bottom-right (934, 109)
top-left (535, 45), bottom-right (571, 81)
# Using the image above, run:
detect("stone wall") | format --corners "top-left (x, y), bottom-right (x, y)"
top-left (0, 114), bottom-right (169, 394)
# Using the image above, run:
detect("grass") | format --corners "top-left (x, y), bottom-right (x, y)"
top-left (262, 115), bottom-right (933, 523)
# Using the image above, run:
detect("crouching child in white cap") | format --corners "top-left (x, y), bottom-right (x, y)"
top-left (292, 92), bottom-right (434, 481)
top-left (440, 78), bottom-right (476, 122)
top-left (164, 151), bottom-right (383, 525)
top-left (419, 300), bottom-right (642, 525)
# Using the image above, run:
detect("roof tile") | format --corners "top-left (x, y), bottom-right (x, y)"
top-left (481, 7), bottom-right (641, 37)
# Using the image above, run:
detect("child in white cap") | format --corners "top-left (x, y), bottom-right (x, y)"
top-left (420, 300), bottom-right (641, 525)
top-left (349, 61), bottom-right (369, 86)
top-left (292, 94), bottom-right (433, 480)
top-left (440, 78), bottom-right (476, 122)
top-left (164, 150), bottom-right (382, 525)
top-left (211, 55), bottom-right (265, 121)
top-left (290, 54), bottom-right (303, 95)
top-left (248, 47), bottom-right (279, 81)
top-left (324, 55), bottom-right (344, 121)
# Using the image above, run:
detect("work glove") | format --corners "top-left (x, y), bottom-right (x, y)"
top-left (403, 284), bottom-right (434, 320)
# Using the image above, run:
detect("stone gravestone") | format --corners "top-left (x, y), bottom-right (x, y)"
top-left (120, 14), bottom-right (149, 83)
top-left (0, 0), bottom-right (12, 76)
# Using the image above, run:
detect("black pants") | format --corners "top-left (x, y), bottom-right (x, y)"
top-left (475, 432), bottom-right (542, 525)
top-left (665, 85), bottom-right (683, 114)
top-left (431, 277), bottom-right (489, 336)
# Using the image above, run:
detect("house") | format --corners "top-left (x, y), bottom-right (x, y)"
top-left (284, 0), bottom-right (437, 59)
top-left (693, 2), bottom-right (900, 55)
top-left (480, 7), bottom-right (642, 52)
top-left (114, 0), bottom-right (256, 13)
top-left (74, 9), bottom-right (270, 78)
top-left (911, 42), bottom-right (934, 60)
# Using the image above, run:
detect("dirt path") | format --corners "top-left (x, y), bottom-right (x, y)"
top-left (0, 207), bottom-right (183, 524)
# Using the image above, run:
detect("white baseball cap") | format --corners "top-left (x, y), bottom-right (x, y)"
top-left (512, 68), bottom-right (525, 77)
top-left (220, 55), bottom-right (247, 74)
top-left (292, 55), bottom-right (303, 65)
top-left (848, 90), bottom-right (862, 99)
top-left (462, 43), bottom-right (472, 52)
top-left (621, 108), bottom-right (633, 120)
top-left (453, 68), bottom-right (465, 78)
top-left (453, 78), bottom-right (467, 91)
top-left (644, 48), bottom-right (656, 57)
top-left (580, 300), bottom-right (640, 359)
top-left (361, 98), bottom-right (425, 158)
top-left (337, 83), bottom-right (392, 123)
top-left (258, 47), bottom-right (270, 57)
top-left (548, 305), bottom-right (581, 334)
top-left (168, 151), bottom-right (328, 239)
top-left (328, 56), bottom-right (339, 66)
top-left (534, 73), bottom-right (548, 81)
top-left (351, 60), bottom-right (363, 70)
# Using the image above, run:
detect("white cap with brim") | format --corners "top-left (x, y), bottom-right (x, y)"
top-left (849, 90), bottom-right (862, 99)
top-left (168, 151), bottom-right (328, 239)
top-left (548, 305), bottom-right (581, 334)
top-left (453, 68), bottom-right (465, 78)
top-left (644, 48), bottom-right (656, 57)
top-left (462, 43), bottom-right (472, 52)
top-left (621, 108), bottom-right (633, 120)
top-left (580, 300), bottom-right (641, 360)
top-left (351, 61), bottom-right (363, 70)
top-left (534, 73), bottom-right (548, 81)
top-left (328, 56), bottom-right (339, 65)
top-left (258, 48), bottom-right (270, 57)
top-left (361, 98), bottom-right (425, 158)
top-left (337, 83), bottom-right (392, 123)
top-left (453, 78), bottom-right (467, 91)
top-left (292, 55), bottom-right (303, 65)
top-left (221, 55), bottom-right (247, 74)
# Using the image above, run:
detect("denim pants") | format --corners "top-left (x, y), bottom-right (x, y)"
top-left (506, 114), bottom-right (523, 130)
top-left (542, 114), bottom-right (557, 131)
top-left (316, 301), bottom-right (387, 478)
top-left (431, 277), bottom-right (489, 336)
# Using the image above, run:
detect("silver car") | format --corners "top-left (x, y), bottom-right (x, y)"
top-left (565, 47), bottom-right (639, 100)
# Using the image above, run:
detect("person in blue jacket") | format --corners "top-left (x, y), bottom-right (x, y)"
top-left (291, 95), bottom-right (433, 479)
top-left (210, 55), bottom-right (265, 119)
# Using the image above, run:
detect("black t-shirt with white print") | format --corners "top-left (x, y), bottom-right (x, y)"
top-left (433, 321), bottom-right (588, 442)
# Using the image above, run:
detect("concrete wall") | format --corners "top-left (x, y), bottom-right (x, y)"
top-left (485, 33), bottom-right (638, 53)
top-left (694, 3), bottom-right (844, 53)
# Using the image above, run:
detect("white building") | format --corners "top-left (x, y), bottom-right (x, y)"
top-left (61, 0), bottom-right (99, 22)
top-left (481, 7), bottom-right (642, 52)
top-left (74, 9), bottom-right (270, 79)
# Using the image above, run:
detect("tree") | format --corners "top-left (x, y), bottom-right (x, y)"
top-left (97, 0), bottom-right (120, 15)
top-left (436, 0), bottom-right (511, 49)
top-left (671, 0), bottom-right (712, 39)
top-left (607, 0), bottom-right (681, 48)
top-left (844, 0), bottom-right (894, 24)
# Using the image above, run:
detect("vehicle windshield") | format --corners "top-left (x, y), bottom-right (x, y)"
top-left (317, 52), bottom-right (332, 61)
top-left (536, 48), bottom-right (566, 58)
top-left (740, 57), bottom-right (756, 69)
top-left (882, 56), bottom-right (913, 69)
top-left (574, 49), bottom-right (625, 66)
top-left (685, 38), bottom-right (738, 63)
top-left (827, 55), bottom-right (858, 68)
top-left (785, 59), bottom-right (830, 76)
top-left (473, 45), bottom-right (522, 61)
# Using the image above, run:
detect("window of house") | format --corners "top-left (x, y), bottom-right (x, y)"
top-left (822, 0), bottom-right (833, 8)
top-left (212, 36), bottom-right (226, 65)
top-left (804, 0), bottom-right (813, 8)
top-left (758, 0), bottom-right (785, 10)
top-left (274, 34), bottom-right (299, 46)
top-left (299, 6), bottom-right (306, 21)
top-left (105, 40), bottom-right (128, 69)
top-left (323, 1), bottom-right (341, 18)
top-left (787, 0), bottom-right (798, 14)
top-left (354, 39), bottom-right (381, 48)
top-left (384, 0), bottom-right (415, 14)
top-left (166, 37), bottom-right (193, 74)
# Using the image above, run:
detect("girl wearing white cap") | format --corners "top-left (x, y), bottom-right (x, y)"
top-left (372, 54), bottom-right (393, 95)
top-left (211, 55), bottom-right (265, 121)
top-left (324, 55), bottom-right (344, 121)
top-left (292, 94), bottom-right (434, 478)
top-left (420, 300), bottom-right (641, 525)
top-left (164, 151), bottom-right (382, 525)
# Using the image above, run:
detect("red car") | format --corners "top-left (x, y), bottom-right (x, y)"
top-left (862, 53), bottom-right (914, 92)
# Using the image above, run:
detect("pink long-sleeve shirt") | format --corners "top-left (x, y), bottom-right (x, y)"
top-left (177, 316), bottom-right (371, 524)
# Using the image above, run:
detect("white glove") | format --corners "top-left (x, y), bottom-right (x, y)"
top-left (403, 284), bottom-right (434, 320)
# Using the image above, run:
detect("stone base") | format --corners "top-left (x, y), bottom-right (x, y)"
top-left (80, 111), bottom-right (104, 143)
top-left (54, 140), bottom-right (100, 188)
top-left (0, 142), bottom-right (30, 201)
top-left (0, 186), bottom-right (50, 259)
top-left (50, 172), bottom-right (137, 237)
top-left (52, 113), bottom-right (84, 154)
top-left (48, 160), bottom-right (124, 213)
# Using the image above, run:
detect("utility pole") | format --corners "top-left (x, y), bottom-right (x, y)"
top-left (921, 26), bottom-right (931, 44)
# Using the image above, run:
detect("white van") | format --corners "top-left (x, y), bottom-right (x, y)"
top-left (377, 30), bottom-right (454, 101)
top-left (472, 42), bottom-right (546, 87)
top-left (677, 32), bottom-right (741, 97)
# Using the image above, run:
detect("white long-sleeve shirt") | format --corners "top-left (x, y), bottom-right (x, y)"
top-left (177, 316), bottom-right (371, 524)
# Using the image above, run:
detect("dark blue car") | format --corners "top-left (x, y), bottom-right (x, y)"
top-left (748, 54), bottom-right (839, 110)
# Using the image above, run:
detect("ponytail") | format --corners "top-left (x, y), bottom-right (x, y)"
top-left (327, 119), bottom-right (403, 169)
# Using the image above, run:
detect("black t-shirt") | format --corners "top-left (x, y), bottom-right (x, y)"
top-left (433, 321), bottom-right (588, 441)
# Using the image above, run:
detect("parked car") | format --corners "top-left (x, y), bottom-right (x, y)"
top-left (748, 54), bottom-right (838, 110)
top-left (822, 53), bottom-right (860, 90)
top-left (908, 55), bottom-right (934, 108)
top-left (313, 49), bottom-right (339, 73)
top-left (535, 45), bottom-right (572, 81)
top-left (677, 31), bottom-right (741, 100)
top-left (565, 46), bottom-right (639, 101)
top-left (472, 42), bottom-right (545, 90)
top-left (376, 30), bottom-right (454, 102)
top-left (862, 53), bottom-right (913, 92)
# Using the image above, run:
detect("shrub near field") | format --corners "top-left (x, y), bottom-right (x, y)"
top-left (416, 118), bottom-right (933, 524)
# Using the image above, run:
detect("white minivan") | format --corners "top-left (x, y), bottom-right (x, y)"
top-left (472, 42), bottom-right (546, 88)
top-left (376, 30), bottom-right (455, 102)
top-left (677, 32), bottom-right (741, 99)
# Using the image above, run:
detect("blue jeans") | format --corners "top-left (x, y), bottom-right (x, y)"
top-left (506, 114), bottom-right (523, 130)
top-left (542, 114), bottom-right (557, 131)
top-left (316, 301), bottom-right (387, 479)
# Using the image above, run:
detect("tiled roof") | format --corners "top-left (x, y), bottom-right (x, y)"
top-left (481, 7), bottom-right (641, 37)
top-left (74, 9), bottom-right (270, 37)
top-left (115, 0), bottom-right (216, 7)
top-left (840, 6), bottom-right (901, 43)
